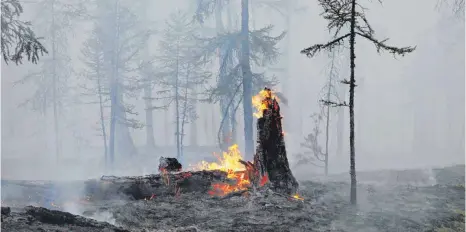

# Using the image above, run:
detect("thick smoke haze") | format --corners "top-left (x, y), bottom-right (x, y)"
top-left (1, 0), bottom-right (464, 181)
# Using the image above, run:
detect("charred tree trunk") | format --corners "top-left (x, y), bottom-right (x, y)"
top-left (253, 88), bottom-right (298, 195)
top-left (349, 0), bottom-right (357, 205)
top-left (85, 171), bottom-right (229, 201)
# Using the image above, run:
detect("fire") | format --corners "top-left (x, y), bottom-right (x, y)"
top-left (252, 88), bottom-right (280, 118)
top-left (191, 88), bottom-right (293, 197)
top-left (195, 144), bottom-right (245, 173)
top-left (292, 194), bottom-right (304, 201)
top-left (208, 170), bottom-right (251, 196)
top-left (193, 144), bottom-right (251, 196)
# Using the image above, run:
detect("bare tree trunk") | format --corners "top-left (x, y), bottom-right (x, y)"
top-left (190, 87), bottom-right (198, 146)
top-left (109, 81), bottom-right (117, 166)
top-left (138, 0), bottom-right (155, 152)
top-left (180, 90), bottom-right (188, 161)
top-left (96, 60), bottom-right (108, 167)
top-left (180, 68), bottom-right (191, 161)
top-left (211, 106), bottom-right (216, 146)
top-left (144, 83), bottom-right (156, 150)
top-left (175, 49), bottom-right (181, 160)
top-left (230, 102), bottom-right (237, 144)
top-left (215, 5), bottom-right (231, 150)
top-left (349, 0), bottom-right (357, 205)
top-left (164, 108), bottom-right (169, 146)
top-left (324, 75), bottom-right (332, 176)
top-left (108, 0), bottom-right (120, 167)
top-left (336, 85), bottom-right (345, 157)
top-left (51, 1), bottom-right (60, 163)
top-left (241, 0), bottom-right (254, 160)
top-left (282, 0), bottom-right (294, 135)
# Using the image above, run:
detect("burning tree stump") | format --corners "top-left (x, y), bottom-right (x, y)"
top-left (253, 88), bottom-right (299, 195)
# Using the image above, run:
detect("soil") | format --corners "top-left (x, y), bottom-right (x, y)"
top-left (1, 165), bottom-right (464, 232)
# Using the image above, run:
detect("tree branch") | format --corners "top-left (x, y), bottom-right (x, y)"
top-left (300, 33), bottom-right (350, 58)
top-left (356, 32), bottom-right (416, 56)
top-left (320, 99), bottom-right (348, 107)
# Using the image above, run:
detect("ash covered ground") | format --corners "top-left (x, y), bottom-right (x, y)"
top-left (2, 165), bottom-right (464, 232)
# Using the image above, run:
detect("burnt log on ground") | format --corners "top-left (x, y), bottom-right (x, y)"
top-left (1, 206), bottom-right (128, 232)
top-left (253, 88), bottom-right (299, 195)
top-left (84, 170), bottom-right (229, 201)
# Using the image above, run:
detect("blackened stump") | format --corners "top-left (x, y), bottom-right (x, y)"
top-left (159, 157), bottom-right (182, 172)
top-left (254, 88), bottom-right (298, 195)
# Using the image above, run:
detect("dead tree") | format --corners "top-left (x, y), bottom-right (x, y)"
top-left (299, 112), bottom-right (328, 173)
top-left (300, 0), bottom-right (415, 204)
top-left (252, 87), bottom-right (298, 195)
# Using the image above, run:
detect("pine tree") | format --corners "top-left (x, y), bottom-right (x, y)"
top-left (300, 0), bottom-right (415, 204)
top-left (132, 0), bottom-right (158, 152)
top-left (1, 0), bottom-right (47, 64)
top-left (193, 0), bottom-right (237, 150)
top-left (14, 0), bottom-right (84, 162)
top-left (156, 11), bottom-right (210, 161)
top-left (92, 0), bottom-right (152, 166)
top-left (80, 26), bottom-right (109, 166)
top-left (194, 0), bottom-right (284, 160)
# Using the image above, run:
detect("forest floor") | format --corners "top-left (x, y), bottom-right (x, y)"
top-left (1, 165), bottom-right (464, 232)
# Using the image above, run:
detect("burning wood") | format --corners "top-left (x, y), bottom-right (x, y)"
top-left (158, 157), bottom-right (182, 172)
top-left (84, 171), bottom-right (228, 201)
top-left (252, 87), bottom-right (299, 195)
top-left (192, 87), bottom-right (299, 197)
top-left (191, 144), bottom-right (251, 196)
top-left (81, 87), bottom-right (299, 201)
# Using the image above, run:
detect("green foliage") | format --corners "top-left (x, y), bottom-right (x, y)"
top-left (1, 0), bottom-right (47, 65)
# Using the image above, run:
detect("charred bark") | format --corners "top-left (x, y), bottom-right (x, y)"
top-left (1, 206), bottom-right (129, 232)
top-left (85, 171), bottom-right (228, 201)
top-left (158, 157), bottom-right (182, 172)
top-left (253, 88), bottom-right (298, 195)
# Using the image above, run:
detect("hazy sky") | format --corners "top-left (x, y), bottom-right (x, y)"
top-left (1, 0), bottom-right (464, 179)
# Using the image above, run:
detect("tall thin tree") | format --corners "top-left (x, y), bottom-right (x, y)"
top-left (14, 0), bottom-right (83, 162)
top-left (156, 11), bottom-right (210, 161)
top-left (300, 0), bottom-right (415, 204)
top-left (94, 0), bottom-right (150, 166)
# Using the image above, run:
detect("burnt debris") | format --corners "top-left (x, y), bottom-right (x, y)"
top-left (159, 157), bottom-right (183, 172)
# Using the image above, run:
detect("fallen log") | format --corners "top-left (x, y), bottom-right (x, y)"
top-left (84, 170), bottom-right (229, 201)
top-left (253, 88), bottom-right (299, 195)
top-left (1, 206), bottom-right (129, 232)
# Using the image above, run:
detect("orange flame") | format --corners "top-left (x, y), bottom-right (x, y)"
top-left (192, 144), bottom-right (252, 196)
top-left (259, 175), bottom-right (269, 187)
top-left (194, 144), bottom-right (245, 173)
top-left (292, 194), bottom-right (304, 201)
top-left (252, 88), bottom-right (280, 118)
top-left (190, 89), bottom-right (291, 197)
